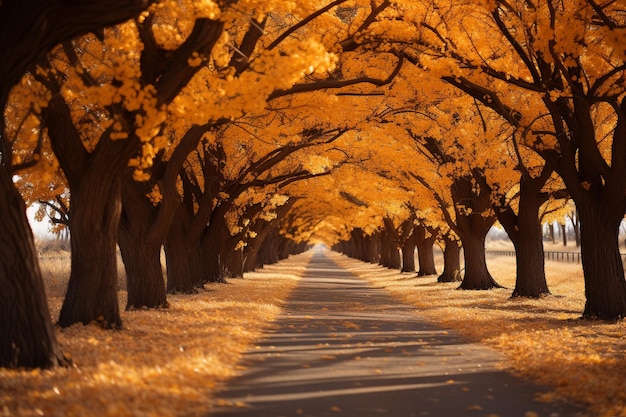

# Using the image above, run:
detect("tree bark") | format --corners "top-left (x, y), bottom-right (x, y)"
top-left (0, 167), bottom-right (65, 368)
top-left (58, 173), bottom-right (124, 328)
top-left (118, 227), bottom-right (167, 310)
top-left (457, 231), bottom-right (500, 290)
top-left (578, 202), bottom-right (626, 319)
top-left (46, 96), bottom-right (140, 327)
top-left (368, 233), bottom-right (381, 264)
top-left (475, 170), bottom-right (551, 298)
top-left (400, 232), bottom-right (416, 273)
top-left (550, 96), bottom-right (626, 319)
top-left (118, 175), bottom-right (168, 309)
top-left (510, 183), bottom-right (550, 297)
top-left (438, 234), bottom-right (462, 282)
top-left (202, 209), bottom-right (232, 283)
top-left (380, 219), bottom-right (401, 269)
top-left (415, 224), bottom-right (437, 276)
top-left (452, 176), bottom-right (501, 290)
top-left (164, 205), bottom-right (204, 293)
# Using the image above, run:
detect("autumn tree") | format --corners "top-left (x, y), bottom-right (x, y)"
top-left (0, 0), bottom-right (155, 368)
top-left (404, 0), bottom-right (626, 317)
top-left (37, 9), bottom-right (221, 326)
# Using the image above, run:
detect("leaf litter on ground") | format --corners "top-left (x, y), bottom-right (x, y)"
top-left (0, 249), bottom-right (308, 417)
top-left (333, 242), bottom-right (626, 417)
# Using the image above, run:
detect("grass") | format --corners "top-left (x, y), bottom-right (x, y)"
top-left (334, 240), bottom-right (626, 417)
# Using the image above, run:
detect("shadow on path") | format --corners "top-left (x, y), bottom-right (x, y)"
top-left (209, 249), bottom-right (585, 417)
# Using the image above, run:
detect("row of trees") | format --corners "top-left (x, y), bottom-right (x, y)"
top-left (0, 0), bottom-right (404, 369)
top-left (1, 0), bottom-right (625, 370)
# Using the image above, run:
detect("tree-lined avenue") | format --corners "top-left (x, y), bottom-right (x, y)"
top-left (211, 248), bottom-right (584, 417)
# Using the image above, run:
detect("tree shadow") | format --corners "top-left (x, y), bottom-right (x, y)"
top-left (209, 253), bottom-right (586, 417)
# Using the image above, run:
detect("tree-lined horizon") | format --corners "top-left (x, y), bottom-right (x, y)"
top-left (1, 0), bottom-right (625, 369)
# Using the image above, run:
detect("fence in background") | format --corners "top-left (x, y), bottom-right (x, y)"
top-left (487, 250), bottom-right (626, 264)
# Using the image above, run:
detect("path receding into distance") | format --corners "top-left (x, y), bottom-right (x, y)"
top-left (210, 248), bottom-right (584, 417)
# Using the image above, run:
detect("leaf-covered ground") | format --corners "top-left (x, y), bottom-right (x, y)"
top-left (0, 250), bottom-right (308, 417)
top-left (3, 243), bottom-right (625, 416)
top-left (334, 242), bottom-right (626, 417)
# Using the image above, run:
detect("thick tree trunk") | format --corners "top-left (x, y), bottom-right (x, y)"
top-left (438, 234), bottom-right (462, 282)
top-left (550, 96), bottom-right (626, 319)
top-left (510, 187), bottom-right (550, 297)
top-left (258, 231), bottom-right (280, 266)
top-left (243, 221), bottom-right (271, 272)
top-left (118, 176), bottom-right (167, 309)
top-left (415, 225), bottom-right (437, 276)
top-left (380, 224), bottom-right (401, 269)
top-left (458, 231), bottom-right (500, 290)
top-left (164, 207), bottom-right (204, 293)
top-left (58, 176), bottom-right (123, 328)
top-left (452, 176), bottom-right (500, 290)
top-left (278, 238), bottom-right (293, 260)
top-left (485, 173), bottom-right (550, 298)
top-left (202, 222), bottom-right (230, 283)
top-left (512, 234), bottom-right (548, 297)
top-left (0, 167), bottom-right (65, 368)
top-left (368, 233), bottom-right (381, 264)
top-left (400, 234), bottom-right (416, 273)
top-left (118, 230), bottom-right (167, 310)
top-left (578, 203), bottom-right (626, 319)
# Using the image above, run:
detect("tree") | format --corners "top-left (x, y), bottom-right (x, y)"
top-left (409, 0), bottom-right (626, 317)
top-left (0, 0), bottom-right (156, 368)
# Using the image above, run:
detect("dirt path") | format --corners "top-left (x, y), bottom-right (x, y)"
top-left (210, 249), bottom-right (584, 417)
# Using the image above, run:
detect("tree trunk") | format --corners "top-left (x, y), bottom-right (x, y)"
top-left (380, 223), bottom-right (401, 270)
top-left (561, 223), bottom-right (567, 246)
top-left (164, 208), bottom-right (205, 293)
top-left (278, 238), bottom-right (293, 260)
top-left (486, 173), bottom-right (550, 298)
top-left (547, 222), bottom-right (555, 243)
top-left (400, 233), bottom-right (416, 273)
top-left (578, 202), bottom-right (626, 319)
top-left (58, 175), bottom-right (123, 328)
top-left (258, 231), bottom-right (280, 266)
top-left (243, 220), bottom-right (272, 272)
top-left (368, 233), bottom-right (381, 264)
top-left (0, 167), bottom-right (66, 368)
top-left (202, 221), bottom-right (230, 283)
top-left (438, 234), bottom-right (462, 282)
top-left (458, 231), bottom-right (500, 290)
top-left (452, 176), bottom-right (501, 290)
top-left (512, 234), bottom-right (548, 297)
top-left (118, 175), bottom-right (167, 310)
top-left (415, 224), bottom-right (437, 276)
top-left (118, 230), bottom-right (167, 309)
top-left (510, 181), bottom-right (550, 297)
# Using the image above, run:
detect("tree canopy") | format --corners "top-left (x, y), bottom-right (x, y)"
top-left (2, 0), bottom-right (626, 368)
